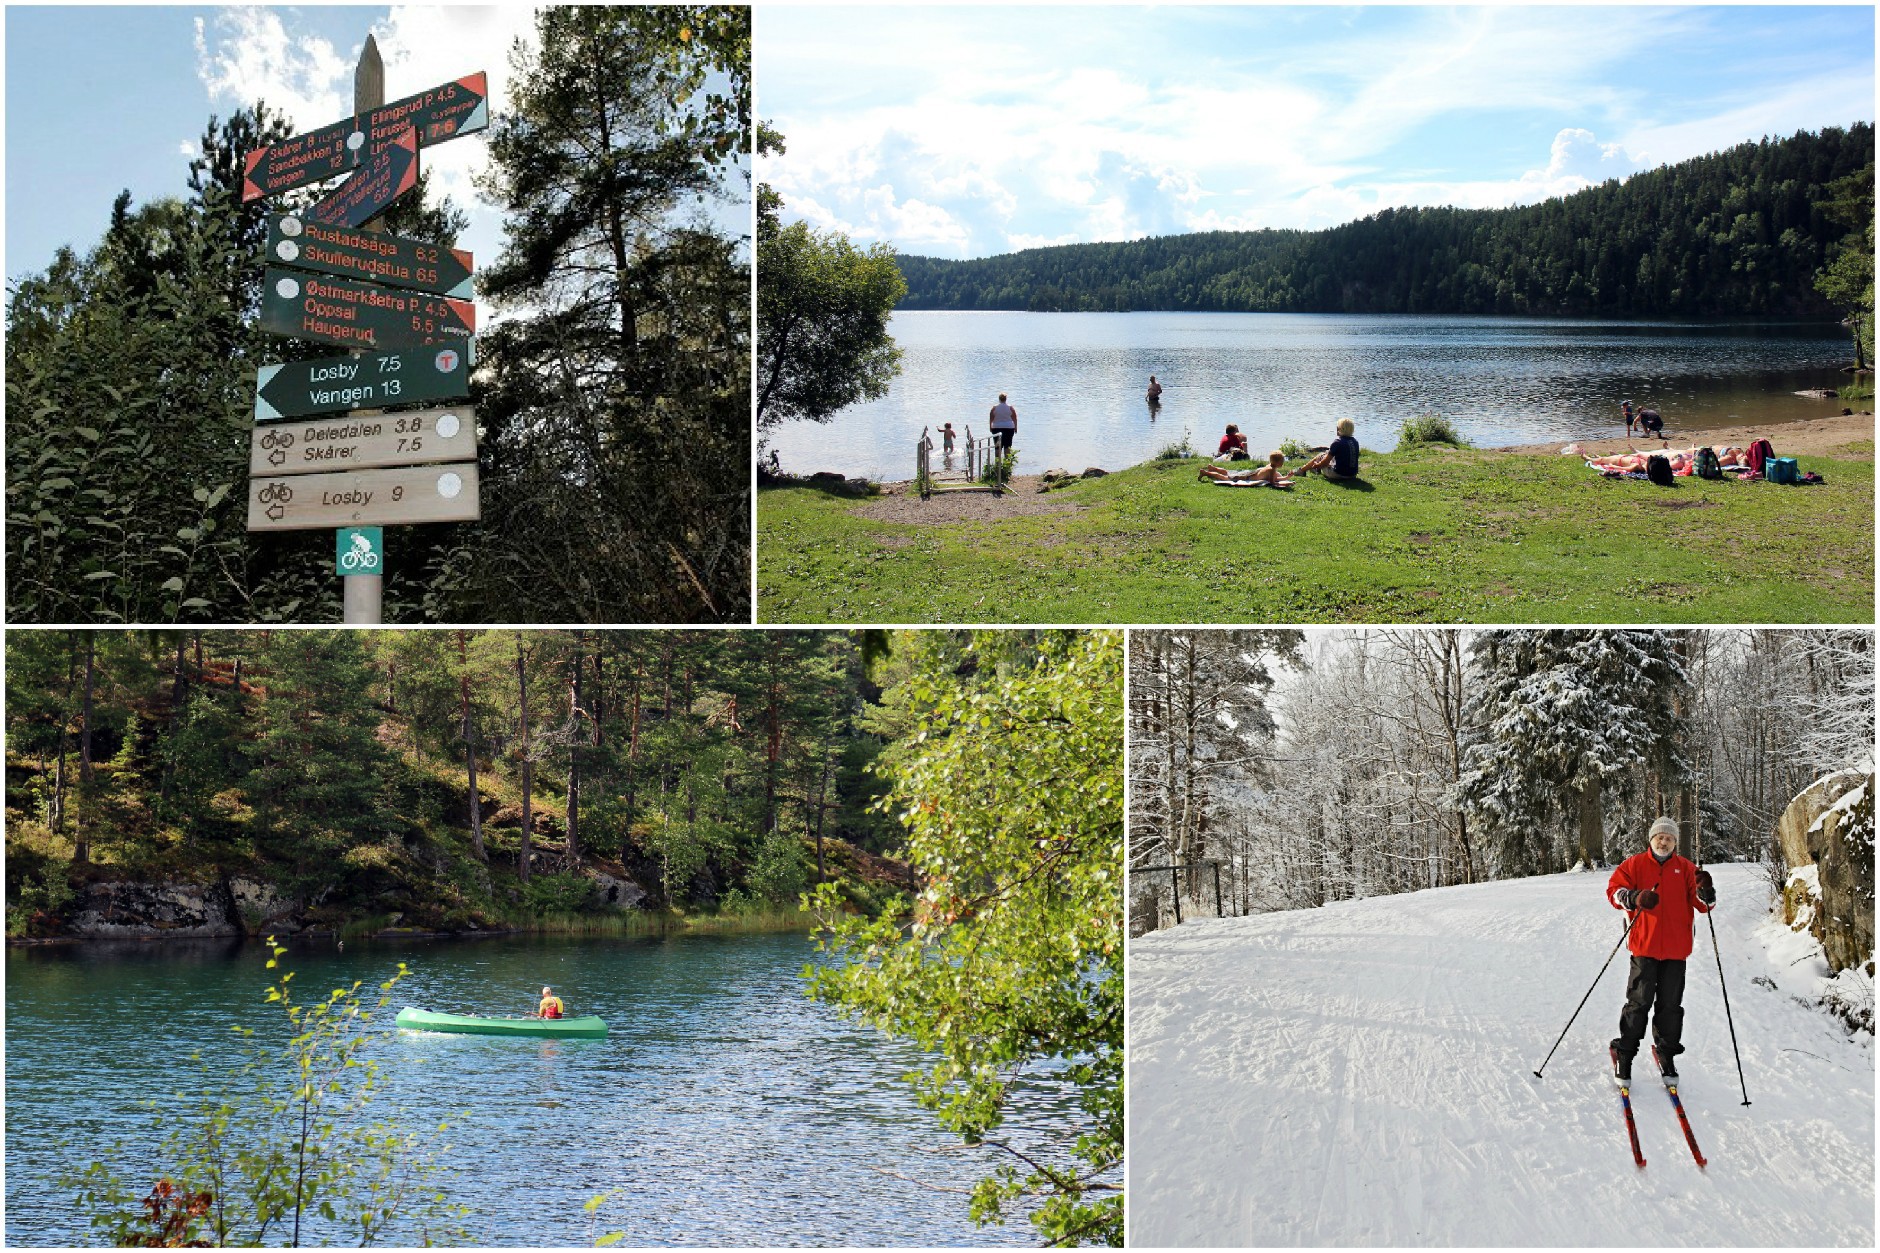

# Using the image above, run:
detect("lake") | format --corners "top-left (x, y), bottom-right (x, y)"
top-left (764, 311), bottom-right (1854, 480)
top-left (5, 931), bottom-right (1079, 1246)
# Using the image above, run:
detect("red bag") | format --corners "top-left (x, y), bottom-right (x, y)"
top-left (1747, 438), bottom-right (1775, 477)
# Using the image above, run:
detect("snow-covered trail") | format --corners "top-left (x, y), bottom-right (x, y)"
top-left (1127, 864), bottom-right (1873, 1246)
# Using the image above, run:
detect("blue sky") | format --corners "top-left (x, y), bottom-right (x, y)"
top-left (757, 5), bottom-right (1876, 259)
top-left (6, 5), bottom-right (747, 286)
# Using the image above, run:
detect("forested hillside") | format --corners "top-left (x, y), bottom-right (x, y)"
top-left (897, 125), bottom-right (1872, 319)
top-left (4, 630), bottom-right (1073, 940)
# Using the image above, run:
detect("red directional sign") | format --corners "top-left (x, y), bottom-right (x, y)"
top-left (242, 71), bottom-right (489, 201)
top-left (308, 127), bottom-right (418, 229)
top-left (260, 268), bottom-right (475, 351)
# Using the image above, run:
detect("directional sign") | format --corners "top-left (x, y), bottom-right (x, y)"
top-left (255, 344), bottom-right (472, 421)
top-left (248, 463), bottom-right (481, 531)
top-left (260, 268), bottom-right (475, 351)
top-left (308, 127), bottom-right (418, 229)
top-left (251, 406), bottom-right (478, 476)
top-left (336, 527), bottom-right (384, 575)
top-left (269, 216), bottom-right (473, 299)
top-left (242, 72), bottom-right (490, 201)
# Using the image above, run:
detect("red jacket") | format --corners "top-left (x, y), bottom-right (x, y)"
top-left (1607, 850), bottom-right (1711, 960)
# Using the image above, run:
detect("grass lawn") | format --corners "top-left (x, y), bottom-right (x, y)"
top-left (757, 443), bottom-right (1874, 623)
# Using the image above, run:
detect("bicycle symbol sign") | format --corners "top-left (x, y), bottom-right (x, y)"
top-left (336, 526), bottom-right (383, 576)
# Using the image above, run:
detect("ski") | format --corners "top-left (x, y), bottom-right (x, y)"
top-left (1616, 1083), bottom-right (1647, 1168)
top-left (1662, 1083), bottom-right (1707, 1167)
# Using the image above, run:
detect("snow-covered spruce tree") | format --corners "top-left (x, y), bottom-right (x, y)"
top-left (1127, 630), bottom-right (1302, 925)
top-left (1455, 630), bottom-right (1692, 876)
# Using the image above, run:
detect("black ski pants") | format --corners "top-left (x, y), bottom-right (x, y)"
top-left (1613, 956), bottom-right (1687, 1060)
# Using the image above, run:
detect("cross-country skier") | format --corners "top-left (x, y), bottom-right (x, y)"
top-left (1607, 817), bottom-right (1715, 1083)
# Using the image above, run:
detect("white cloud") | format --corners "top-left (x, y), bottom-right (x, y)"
top-left (178, 141), bottom-right (199, 158)
top-left (193, 10), bottom-right (350, 128)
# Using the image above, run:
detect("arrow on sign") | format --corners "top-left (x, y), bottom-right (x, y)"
top-left (242, 71), bottom-right (489, 201)
top-left (260, 268), bottom-right (475, 352)
top-left (255, 343), bottom-right (474, 421)
top-left (307, 126), bottom-right (418, 229)
top-left (268, 216), bottom-right (474, 299)
top-left (247, 462), bottom-right (481, 531)
top-left (250, 406), bottom-right (478, 477)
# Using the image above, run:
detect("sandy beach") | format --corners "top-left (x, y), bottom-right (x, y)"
top-left (1504, 409), bottom-right (1873, 458)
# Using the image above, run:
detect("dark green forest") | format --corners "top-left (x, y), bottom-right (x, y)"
top-left (6, 7), bottom-right (751, 624)
top-left (4, 629), bottom-right (1023, 939)
top-left (896, 125), bottom-right (1873, 322)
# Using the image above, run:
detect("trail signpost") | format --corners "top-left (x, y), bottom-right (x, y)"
top-left (241, 71), bottom-right (489, 201)
top-left (247, 463), bottom-right (481, 531)
top-left (250, 406), bottom-right (478, 475)
top-left (268, 217), bottom-right (475, 298)
top-left (308, 126), bottom-right (419, 228)
top-left (254, 344), bottom-right (472, 421)
top-left (241, 34), bottom-right (487, 623)
top-left (260, 268), bottom-right (475, 350)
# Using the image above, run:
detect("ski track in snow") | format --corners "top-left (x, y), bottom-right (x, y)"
top-left (1128, 865), bottom-right (1874, 1246)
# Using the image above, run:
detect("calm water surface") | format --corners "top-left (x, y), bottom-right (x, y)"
top-left (765, 311), bottom-right (1853, 479)
top-left (6, 931), bottom-right (1079, 1246)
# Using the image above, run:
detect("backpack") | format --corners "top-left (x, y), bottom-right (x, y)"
top-left (1747, 438), bottom-right (1775, 477)
top-left (1645, 453), bottom-right (1674, 487)
top-left (1693, 446), bottom-right (1722, 480)
top-left (1767, 456), bottom-right (1800, 485)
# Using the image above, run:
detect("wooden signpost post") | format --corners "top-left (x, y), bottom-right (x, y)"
top-left (242, 35), bottom-right (487, 623)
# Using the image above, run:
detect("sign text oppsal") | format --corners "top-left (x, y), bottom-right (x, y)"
top-left (248, 463), bottom-right (482, 531)
top-left (255, 344), bottom-right (472, 421)
top-left (260, 268), bottom-right (475, 351)
top-left (251, 406), bottom-right (478, 476)
top-left (269, 216), bottom-right (474, 299)
top-left (308, 126), bottom-right (418, 229)
top-left (241, 72), bottom-right (489, 201)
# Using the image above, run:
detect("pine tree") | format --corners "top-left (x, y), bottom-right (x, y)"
top-left (1456, 629), bottom-right (1692, 875)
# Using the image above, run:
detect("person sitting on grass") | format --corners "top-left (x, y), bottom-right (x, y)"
top-left (1216, 424), bottom-right (1250, 460)
top-left (1199, 451), bottom-right (1293, 487)
top-left (1299, 419), bottom-right (1360, 479)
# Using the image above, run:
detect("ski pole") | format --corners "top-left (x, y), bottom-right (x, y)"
top-left (1533, 913), bottom-right (1633, 1079)
top-left (1694, 788), bottom-right (1750, 1105)
top-left (1706, 903), bottom-right (1751, 1105)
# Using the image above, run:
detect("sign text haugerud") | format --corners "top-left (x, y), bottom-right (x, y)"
top-left (260, 268), bottom-right (475, 351)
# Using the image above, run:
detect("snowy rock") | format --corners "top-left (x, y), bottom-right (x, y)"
top-left (68, 880), bottom-right (238, 939)
top-left (1775, 770), bottom-right (1874, 975)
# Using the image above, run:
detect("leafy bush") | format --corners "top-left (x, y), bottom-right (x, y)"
top-left (1398, 412), bottom-right (1472, 448)
top-left (1277, 437), bottom-right (1314, 460)
top-left (1154, 434), bottom-right (1196, 460)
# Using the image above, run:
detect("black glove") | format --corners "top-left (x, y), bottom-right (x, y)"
top-left (1615, 888), bottom-right (1635, 910)
top-left (1696, 869), bottom-right (1716, 906)
top-left (1636, 888), bottom-right (1659, 910)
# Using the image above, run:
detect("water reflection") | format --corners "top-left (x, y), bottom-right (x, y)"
top-left (766, 310), bottom-right (1853, 478)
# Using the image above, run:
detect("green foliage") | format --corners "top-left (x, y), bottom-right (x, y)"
top-left (978, 450), bottom-right (1018, 485)
top-left (1277, 436), bottom-right (1314, 460)
top-left (459, 5), bottom-right (751, 623)
top-left (758, 445), bottom-right (1875, 624)
top-left (66, 940), bottom-right (468, 1246)
top-left (895, 125), bottom-right (1873, 318)
top-left (1153, 435), bottom-right (1196, 460)
top-left (516, 872), bottom-right (596, 916)
top-left (756, 219), bottom-right (907, 432)
top-left (804, 631), bottom-right (1124, 1246)
top-left (1397, 412), bottom-right (1471, 449)
top-left (1813, 162), bottom-right (1874, 368)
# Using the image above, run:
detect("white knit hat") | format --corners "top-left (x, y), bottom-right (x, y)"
top-left (1649, 817), bottom-right (1678, 840)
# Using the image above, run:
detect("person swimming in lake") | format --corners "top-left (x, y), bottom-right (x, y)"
top-left (941, 422), bottom-right (957, 454)
top-left (1299, 419), bottom-right (1360, 479)
top-left (1146, 375), bottom-right (1163, 406)
top-left (1216, 424), bottom-right (1250, 460)
top-left (1200, 450), bottom-right (1293, 486)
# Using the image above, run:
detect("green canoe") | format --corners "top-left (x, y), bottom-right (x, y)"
top-left (395, 1006), bottom-right (608, 1039)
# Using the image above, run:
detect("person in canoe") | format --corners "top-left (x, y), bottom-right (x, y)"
top-left (535, 986), bottom-right (565, 1019)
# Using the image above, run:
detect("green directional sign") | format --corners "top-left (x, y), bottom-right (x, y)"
top-left (269, 216), bottom-right (474, 299)
top-left (242, 72), bottom-right (489, 201)
top-left (307, 126), bottom-right (419, 229)
top-left (255, 344), bottom-right (472, 421)
top-left (260, 268), bottom-right (475, 351)
top-left (336, 527), bottom-right (384, 576)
